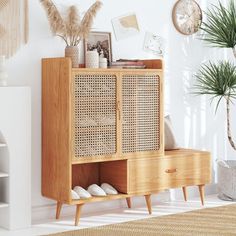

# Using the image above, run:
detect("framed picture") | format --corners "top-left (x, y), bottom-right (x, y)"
top-left (84, 31), bottom-right (113, 65)
top-left (112, 13), bottom-right (140, 40)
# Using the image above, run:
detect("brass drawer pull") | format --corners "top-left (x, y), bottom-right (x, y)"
top-left (165, 168), bottom-right (177, 174)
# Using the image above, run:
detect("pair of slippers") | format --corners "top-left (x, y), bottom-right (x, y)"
top-left (71, 183), bottom-right (118, 200)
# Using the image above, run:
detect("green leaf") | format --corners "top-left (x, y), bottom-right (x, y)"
top-left (193, 61), bottom-right (236, 113)
top-left (200, 0), bottom-right (236, 49)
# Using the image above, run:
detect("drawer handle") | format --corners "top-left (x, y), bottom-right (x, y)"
top-left (165, 168), bottom-right (177, 174)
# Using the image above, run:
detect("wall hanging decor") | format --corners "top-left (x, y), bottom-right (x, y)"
top-left (172, 0), bottom-right (202, 35)
top-left (84, 31), bottom-right (112, 66)
top-left (112, 13), bottom-right (140, 41)
top-left (40, 0), bottom-right (102, 68)
top-left (0, 55), bottom-right (8, 86)
top-left (0, 0), bottom-right (29, 58)
top-left (143, 32), bottom-right (165, 56)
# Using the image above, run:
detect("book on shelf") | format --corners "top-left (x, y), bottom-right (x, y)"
top-left (109, 59), bottom-right (146, 69)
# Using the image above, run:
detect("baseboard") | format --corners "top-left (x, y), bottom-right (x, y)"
top-left (32, 191), bottom-right (170, 223)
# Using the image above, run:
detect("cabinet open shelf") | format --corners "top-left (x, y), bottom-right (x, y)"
top-left (0, 172), bottom-right (8, 178)
top-left (0, 202), bottom-right (8, 208)
top-left (0, 143), bottom-right (6, 147)
top-left (71, 193), bottom-right (129, 205)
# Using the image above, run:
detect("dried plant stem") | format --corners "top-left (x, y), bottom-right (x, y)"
top-left (56, 34), bottom-right (69, 46)
top-left (226, 97), bottom-right (236, 150)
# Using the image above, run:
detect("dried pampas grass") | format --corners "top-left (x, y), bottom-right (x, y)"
top-left (66, 6), bottom-right (81, 46)
top-left (40, 0), bottom-right (66, 35)
top-left (40, 0), bottom-right (102, 46)
top-left (80, 1), bottom-right (102, 39)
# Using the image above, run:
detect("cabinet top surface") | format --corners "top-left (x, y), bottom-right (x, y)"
top-left (71, 68), bottom-right (163, 73)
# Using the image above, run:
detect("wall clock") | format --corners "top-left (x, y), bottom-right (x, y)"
top-left (172, 0), bottom-right (202, 35)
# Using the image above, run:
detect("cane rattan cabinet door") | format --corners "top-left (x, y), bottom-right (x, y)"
top-left (72, 72), bottom-right (117, 160)
top-left (122, 73), bottom-right (162, 155)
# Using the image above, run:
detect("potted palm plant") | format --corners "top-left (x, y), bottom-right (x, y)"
top-left (40, 0), bottom-right (102, 68)
top-left (194, 0), bottom-right (236, 200)
top-left (195, 0), bottom-right (236, 150)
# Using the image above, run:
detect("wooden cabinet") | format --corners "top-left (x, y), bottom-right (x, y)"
top-left (42, 58), bottom-right (211, 226)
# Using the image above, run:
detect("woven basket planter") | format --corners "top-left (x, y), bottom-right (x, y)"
top-left (65, 46), bottom-right (79, 68)
top-left (218, 160), bottom-right (236, 201)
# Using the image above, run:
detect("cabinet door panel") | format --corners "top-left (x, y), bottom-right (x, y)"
top-left (122, 74), bottom-right (161, 154)
top-left (72, 73), bottom-right (117, 159)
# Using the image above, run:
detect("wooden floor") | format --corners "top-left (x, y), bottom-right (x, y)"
top-left (0, 195), bottom-right (231, 236)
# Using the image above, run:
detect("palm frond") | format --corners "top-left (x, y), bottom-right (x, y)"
top-left (193, 61), bottom-right (236, 112)
top-left (200, 0), bottom-right (236, 49)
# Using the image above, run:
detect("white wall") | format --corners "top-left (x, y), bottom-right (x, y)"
top-left (5, 0), bottom-right (234, 217)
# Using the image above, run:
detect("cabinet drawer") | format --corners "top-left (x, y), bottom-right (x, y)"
top-left (128, 154), bottom-right (211, 194)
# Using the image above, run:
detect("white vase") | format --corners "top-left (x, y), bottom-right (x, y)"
top-left (86, 50), bottom-right (99, 68)
top-left (0, 56), bottom-right (8, 86)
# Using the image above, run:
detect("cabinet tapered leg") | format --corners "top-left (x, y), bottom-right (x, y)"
top-left (198, 185), bottom-right (205, 206)
top-left (75, 204), bottom-right (83, 226)
top-left (145, 195), bottom-right (152, 214)
top-left (182, 186), bottom-right (187, 201)
top-left (56, 202), bottom-right (62, 220)
top-left (126, 197), bottom-right (132, 208)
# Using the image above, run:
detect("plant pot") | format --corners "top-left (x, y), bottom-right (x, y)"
top-left (65, 46), bottom-right (79, 68)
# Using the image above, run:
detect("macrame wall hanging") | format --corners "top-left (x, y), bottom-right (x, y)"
top-left (0, 0), bottom-right (28, 58)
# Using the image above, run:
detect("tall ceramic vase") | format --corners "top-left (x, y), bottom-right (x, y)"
top-left (65, 46), bottom-right (79, 68)
top-left (0, 56), bottom-right (8, 86)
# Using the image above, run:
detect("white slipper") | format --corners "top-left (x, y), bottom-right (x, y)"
top-left (73, 186), bottom-right (91, 199)
top-left (87, 184), bottom-right (107, 196)
top-left (71, 189), bottom-right (80, 200)
top-left (101, 183), bottom-right (118, 195)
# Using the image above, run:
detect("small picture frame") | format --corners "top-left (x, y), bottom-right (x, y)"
top-left (84, 31), bottom-right (113, 65)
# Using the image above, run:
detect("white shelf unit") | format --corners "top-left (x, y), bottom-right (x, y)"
top-left (0, 87), bottom-right (31, 230)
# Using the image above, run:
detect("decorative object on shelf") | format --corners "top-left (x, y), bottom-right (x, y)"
top-left (164, 116), bottom-right (179, 151)
top-left (172, 0), bottom-right (202, 35)
top-left (73, 186), bottom-right (91, 199)
top-left (200, 0), bottom-right (236, 59)
top-left (0, 55), bottom-right (8, 86)
top-left (0, 0), bottom-right (29, 58)
top-left (40, 0), bottom-right (102, 68)
top-left (85, 49), bottom-right (99, 68)
top-left (143, 32), bottom-right (165, 56)
top-left (87, 184), bottom-right (106, 196)
top-left (112, 13), bottom-right (140, 40)
top-left (101, 183), bottom-right (118, 195)
top-left (99, 51), bottom-right (108, 68)
top-left (65, 46), bottom-right (79, 68)
top-left (84, 31), bottom-right (112, 66)
top-left (71, 189), bottom-right (80, 200)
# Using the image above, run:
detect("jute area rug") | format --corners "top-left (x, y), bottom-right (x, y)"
top-left (47, 204), bottom-right (236, 236)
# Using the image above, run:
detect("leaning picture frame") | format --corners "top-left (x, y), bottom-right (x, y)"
top-left (84, 31), bottom-right (113, 66)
